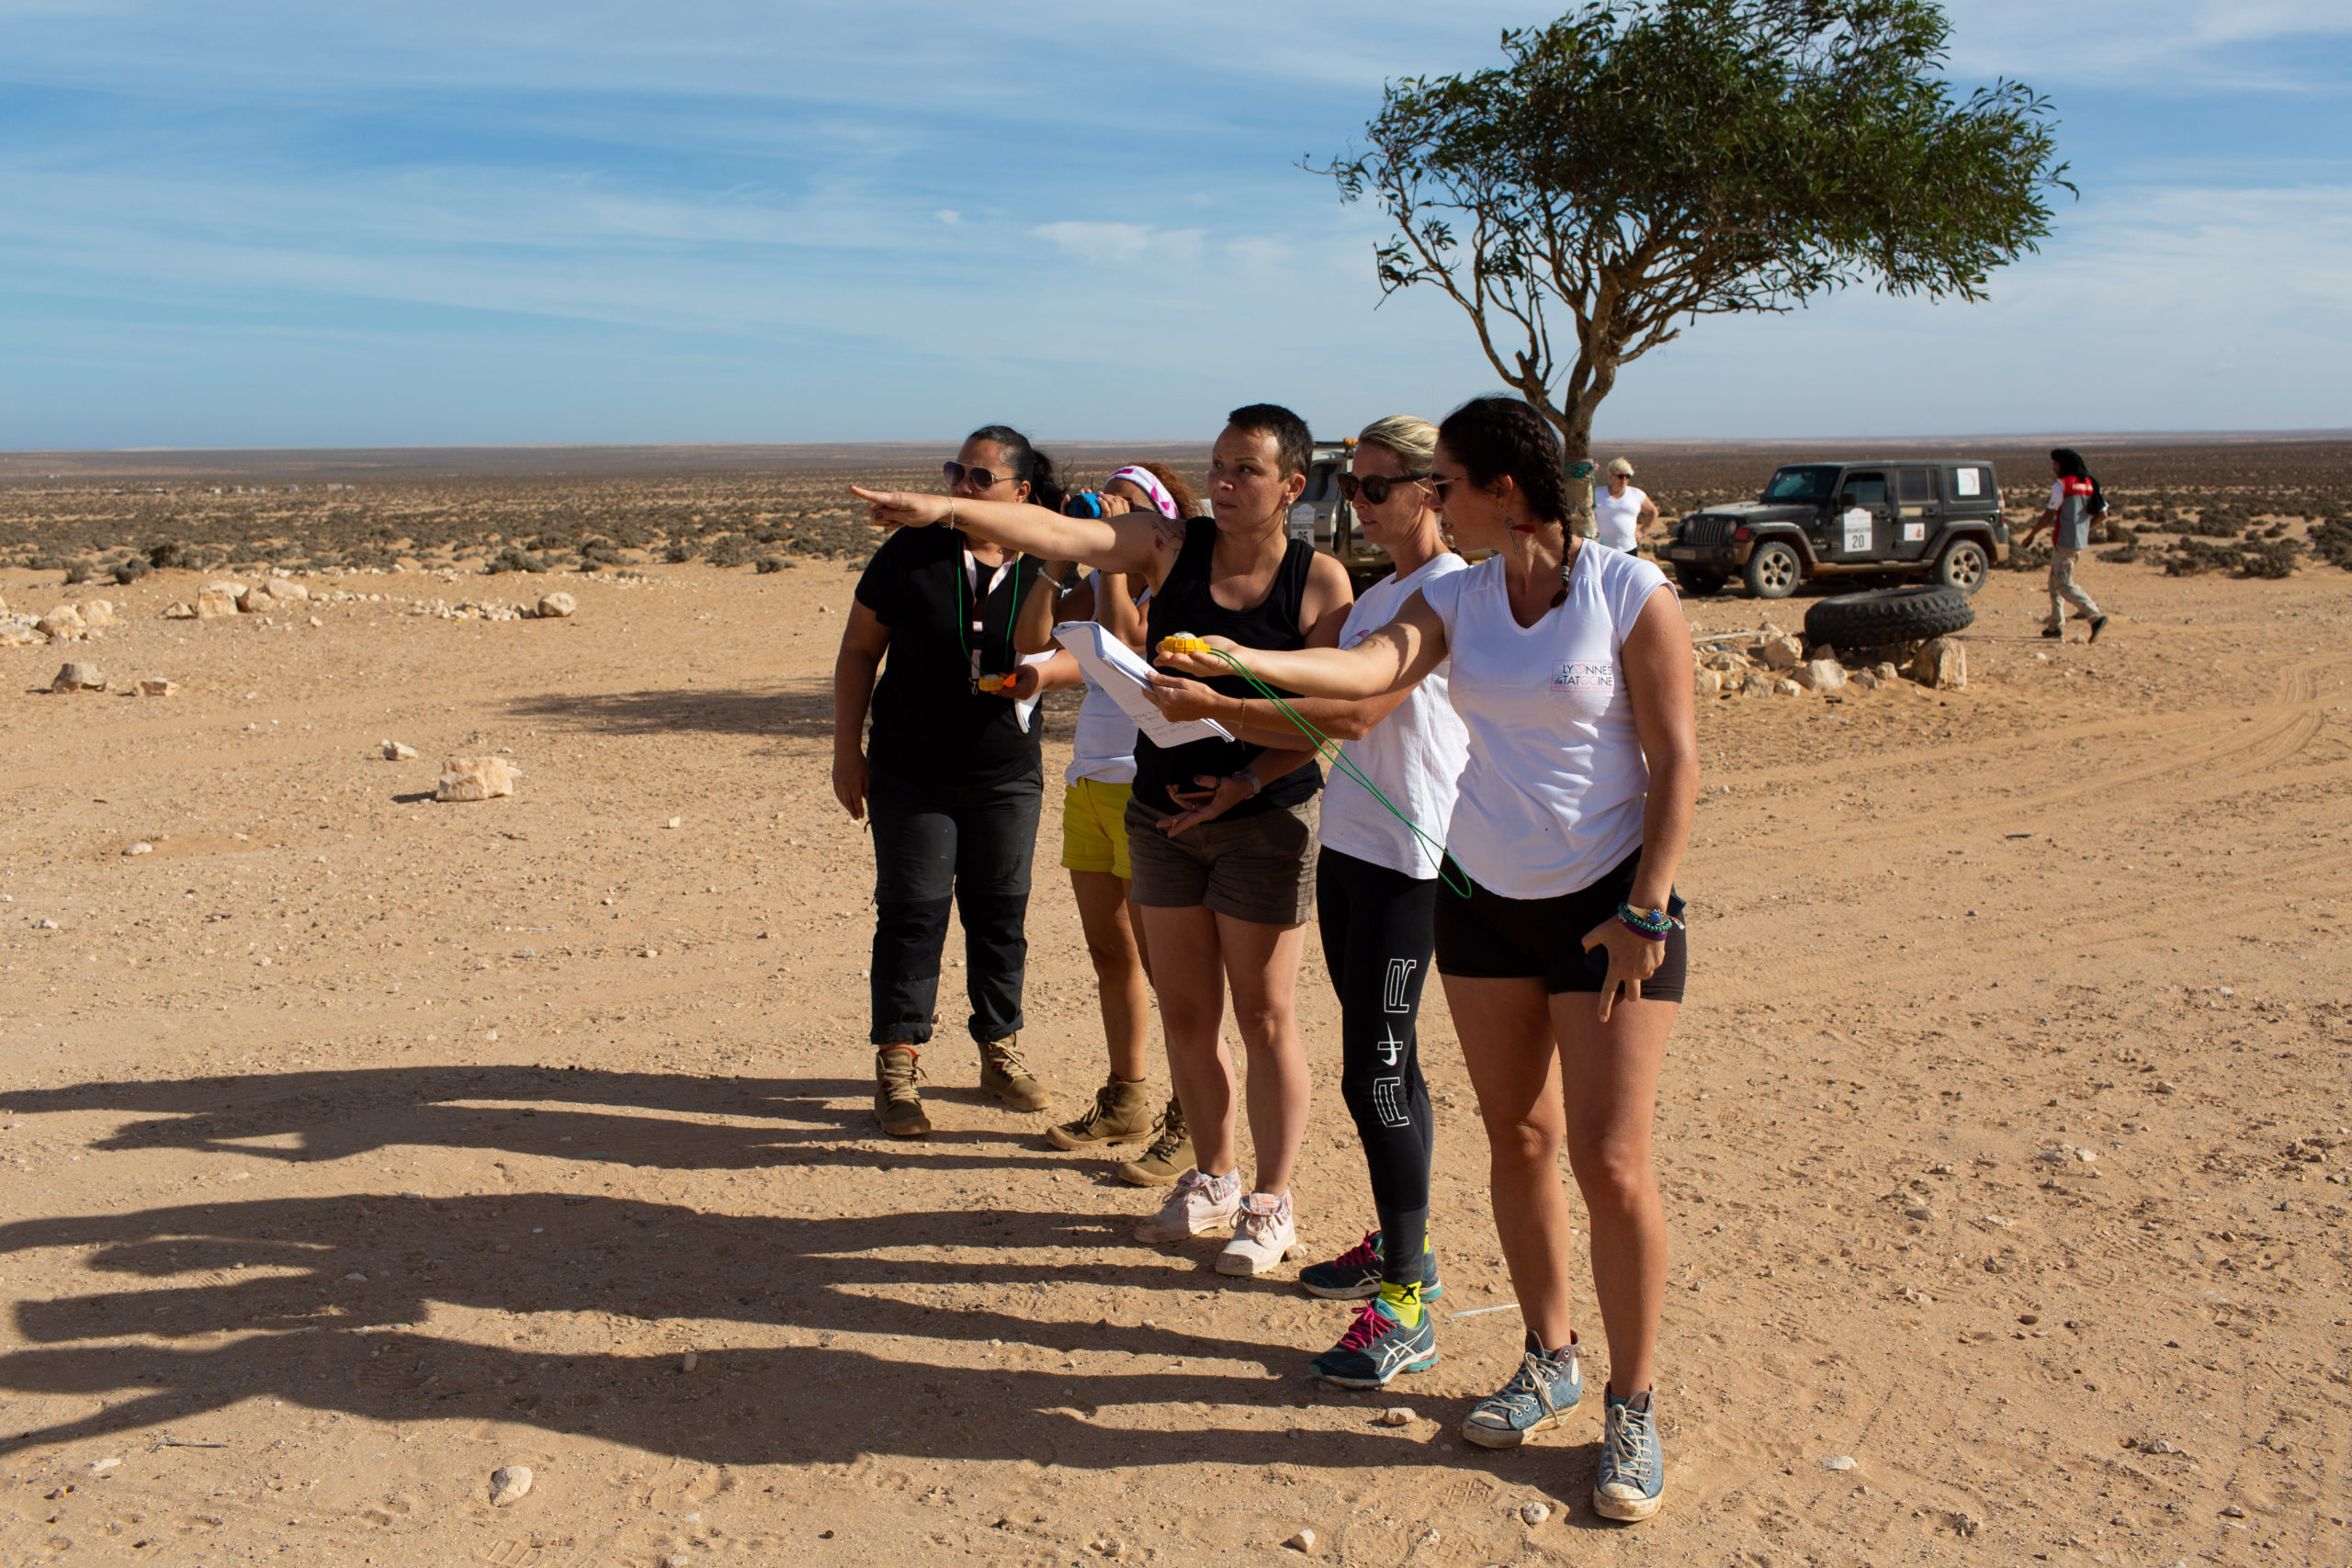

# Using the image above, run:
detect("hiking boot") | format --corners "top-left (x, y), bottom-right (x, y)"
top-left (1592, 1386), bottom-right (1667, 1521)
top-left (873, 1046), bottom-right (930, 1137)
top-left (978, 1034), bottom-right (1050, 1112)
top-left (1115, 1100), bottom-right (1193, 1187)
top-left (2088, 614), bottom-right (2109, 644)
top-left (1046, 1075), bottom-right (1153, 1150)
top-left (1216, 1191), bottom-right (1300, 1276)
top-left (1135, 1168), bottom-right (1240, 1243)
top-left (2040, 625), bottom-right (2063, 638)
top-left (1297, 1229), bottom-right (1444, 1302)
top-left (1309, 1282), bottom-right (1439, 1389)
top-left (1461, 1331), bottom-right (1582, 1449)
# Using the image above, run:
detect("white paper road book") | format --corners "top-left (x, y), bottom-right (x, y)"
top-left (1053, 621), bottom-right (1234, 749)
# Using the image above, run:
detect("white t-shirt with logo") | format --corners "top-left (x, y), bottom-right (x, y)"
top-left (1419, 543), bottom-right (1672, 899)
top-left (1593, 485), bottom-right (1649, 553)
top-left (1066, 571), bottom-right (1146, 785)
top-left (1317, 553), bottom-right (1472, 879)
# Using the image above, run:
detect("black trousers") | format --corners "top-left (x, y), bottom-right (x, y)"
top-left (1316, 845), bottom-right (1439, 1285)
top-left (866, 768), bottom-right (1041, 1047)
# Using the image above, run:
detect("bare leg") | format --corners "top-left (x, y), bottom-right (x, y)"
top-left (1069, 869), bottom-right (1149, 1082)
top-left (1139, 904), bottom-right (1235, 1173)
top-left (1214, 912), bottom-right (1309, 1197)
top-left (1444, 974), bottom-right (1577, 1350)
top-left (1553, 990), bottom-right (1675, 1396)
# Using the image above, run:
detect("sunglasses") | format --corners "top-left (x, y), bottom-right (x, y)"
top-left (1337, 471), bottom-right (1430, 506)
top-left (943, 460), bottom-right (1020, 490)
top-left (1429, 476), bottom-right (1460, 501)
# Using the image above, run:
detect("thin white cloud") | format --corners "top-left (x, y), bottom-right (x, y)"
top-left (1033, 221), bottom-right (1204, 266)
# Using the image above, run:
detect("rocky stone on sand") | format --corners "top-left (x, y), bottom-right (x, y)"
top-left (0, 624), bottom-right (36, 647)
top-left (51, 662), bottom-right (106, 693)
top-left (1772, 677), bottom-right (1802, 696)
top-left (382, 740), bottom-right (418, 761)
top-left (1850, 670), bottom-right (1879, 692)
top-left (1741, 671), bottom-right (1774, 698)
top-left (1911, 637), bottom-right (1966, 690)
top-left (1283, 1528), bottom-right (1317, 1554)
top-left (196, 581), bottom-right (247, 619)
top-left (536, 592), bottom-right (578, 619)
top-left (163, 601), bottom-right (197, 619)
top-left (1870, 661), bottom-right (1899, 683)
top-left (489, 1464), bottom-right (533, 1506)
top-left (38, 606), bottom-right (85, 641)
top-left (1695, 668), bottom-right (1723, 698)
top-left (245, 579), bottom-right (309, 612)
top-left (435, 756), bottom-right (519, 802)
top-left (1795, 659), bottom-right (1847, 694)
top-left (82, 600), bottom-right (119, 627)
top-left (124, 841), bottom-right (153, 856)
top-left (1377, 1406), bottom-right (1414, 1427)
top-left (1758, 635), bottom-right (1804, 671)
top-left (139, 678), bottom-right (177, 697)
top-left (1521, 1501), bottom-right (1551, 1525)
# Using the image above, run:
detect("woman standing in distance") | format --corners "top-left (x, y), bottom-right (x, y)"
top-left (854, 404), bottom-right (1352, 1278)
top-left (833, 425), bottom-right (1081, 1136)
top-left (1153, 397), bottom-right (1697, 1521)
top-left (1144, 416), bottom-right (1467, 1386)
top-left (1012, 462), bottom-right (1201, 1183)
top-left (1593, 458), bottom-right (1659, 555)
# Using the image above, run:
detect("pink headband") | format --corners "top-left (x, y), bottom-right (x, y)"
top-left (1107, 465), bottom-right (1181, 520)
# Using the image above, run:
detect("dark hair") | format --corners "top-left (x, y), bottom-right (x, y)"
top-left (1437, 396), bottom-right (1569, 525)
top-left (2050, 446), bottom-right (2089, 480)
top-left (1225, 403), bottom-right (1313, 479)
top-left (967, 424), bottom-right (1066, 513)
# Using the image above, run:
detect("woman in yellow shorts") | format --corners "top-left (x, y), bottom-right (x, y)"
top-left (1014, 462), bottom-right (1199, 1182)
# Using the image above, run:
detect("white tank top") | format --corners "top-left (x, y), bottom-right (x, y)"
top-left (1593, 485), bottom-right (1647, 553)
top-left (1066, 572), bottom-right (1145, 785)
top-left (1419, 543), bottom-right (1672, 898)
top-left (1317, 553), bottom-right (1472, 880)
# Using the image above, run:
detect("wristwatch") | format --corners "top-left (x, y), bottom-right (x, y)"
top-left (1231, 769), bottom-right (1263, 799)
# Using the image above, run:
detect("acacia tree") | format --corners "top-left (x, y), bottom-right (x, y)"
top-left (1318, 0), bottom-right (2071, 488)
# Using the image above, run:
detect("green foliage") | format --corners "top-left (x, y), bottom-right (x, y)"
top-left (486, 546), bottom-right (546, 574)
top-left (1317, 0), bottom-right (2070, 457)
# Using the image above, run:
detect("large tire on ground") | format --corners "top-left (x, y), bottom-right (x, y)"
top-left (1741, 539), bottom-right (1802, 599)
top-left (1803, 585), bottom-right (1974, 649)
top-left (1673, 563), bottom-right (1727, 596)
top-left (1932, 537), bottom-right (1991, 595)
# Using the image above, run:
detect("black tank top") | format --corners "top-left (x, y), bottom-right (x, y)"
top-left (1135, 520), bottom-right (1322, 820)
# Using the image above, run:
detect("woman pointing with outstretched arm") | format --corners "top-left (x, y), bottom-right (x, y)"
top-left (1152, 397), bottom-right (1698, 1525)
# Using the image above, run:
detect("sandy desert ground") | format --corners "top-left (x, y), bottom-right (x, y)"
top-left (2, 457), bottom-right (2350, 1568)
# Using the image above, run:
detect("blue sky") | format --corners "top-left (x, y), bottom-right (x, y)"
top-left (2, 1), bottom-right (2347, 448)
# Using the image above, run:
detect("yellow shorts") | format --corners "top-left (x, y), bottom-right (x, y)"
top-left (1061, 777), bottom-right (1134, 880)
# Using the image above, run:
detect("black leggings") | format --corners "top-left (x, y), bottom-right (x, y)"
top-left (1316, 846), bottom-right (1438, 1287)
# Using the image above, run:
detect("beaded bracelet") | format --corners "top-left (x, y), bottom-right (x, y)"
top-left (1616, 899), bottom-right (1682, 941)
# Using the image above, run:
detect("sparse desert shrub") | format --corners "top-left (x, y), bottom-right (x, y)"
top-left (662, 541), bottom-right (694, 564)
top-left (486, 546), bottom-right (546, 574)
top-left (2096, 541), bottom-right (2141, 565)
top-left (2307, 517), bottom-right (2352, 570)
top-left (147, 539), bottom-right (189, 569)
top-left (63, 559), bottom-right (96, 584)
top-left (705, 535), bottom-right (751, 569)
top-left (755, 556), bottom-right (789, 573)
top-left (577, 538), bottom-right (623, 567)
top-left (113, 558), bottom-right (153, 585)
top-left (2240, 538), bottom-right (2301, 579)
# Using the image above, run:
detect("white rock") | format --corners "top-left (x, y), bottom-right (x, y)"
top-left (89, 1457), bottom-right (120, 1475)
top-left (435, 756), bottom-right (518, 802)
top-left (681, 1351), bottom-right (698, 1372)
top-left (1850, 670), bottom-right (1879, 692)
top-left (1740, 671), bottom-right (1773, 698)
top-left (38, 607), bottom-right (85, 641)
top-left (82, 599), bottom-right (119, 627)
top-left (163, 601), bottom-right (197, 619)
top-left (196, 581), bottom-right (246, 619)
top-left (489, 1463), bottom-right (533, 1506)
top-left (382, 740), bottom-right (418, 761)
top-left (1758, 635), bottom-right (1804, 671)
top-left (1870, 661), bottom-right (1899, 682)
top-left (1694, 668), bottom-right (1723, 698)
top-left (536, 592), bottom-right (577, 619)
top-left (1825, 1455), bottom-right (1857, 1472)
top-left (1377, 1406), bottom-right (1414, 1427)
top-left (1911, 637), bottom-right (1967, 690)
top-left (1794, 659), bottom-right (1846, 693)
top-left (124, 842), bottom-right (153, 857)
top-left (1283, 1528), bottom-right (1317, 1554)
top-left (1772, 677), bottom-right (1801, 696)
top-left (1521, 1500), bottom-right (1551, 1525)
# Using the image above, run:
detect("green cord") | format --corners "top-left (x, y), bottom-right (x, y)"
top-left (1203, 647), bottom-right (1473, 899)
top-left (955, 548), bottom-right (1025, 682)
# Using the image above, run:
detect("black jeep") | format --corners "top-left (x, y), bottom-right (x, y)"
top-left (1664, 459), bottom-right (2008, 600)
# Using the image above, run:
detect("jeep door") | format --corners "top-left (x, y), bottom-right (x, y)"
top-left (1893, 466), bottom-right (1940, 559)
top-left (1831, 470), bottom-right (1892, 560)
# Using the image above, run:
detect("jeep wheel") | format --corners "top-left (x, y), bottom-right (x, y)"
top-left (1933, 538), bottom-right (1990, 595)
top-left (1741, 540), bottom-right (1802, 600)
top-left (1802, 585), bottom-right (1975, 650)
top-left (1673, 563), bottom-right (1727, 596)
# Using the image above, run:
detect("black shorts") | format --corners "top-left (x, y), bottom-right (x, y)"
top-left (1433, 849), bottom-right (1689, 1000)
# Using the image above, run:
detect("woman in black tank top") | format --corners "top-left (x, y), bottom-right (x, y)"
top-left (1134, 519), bottom-right (1322, 821)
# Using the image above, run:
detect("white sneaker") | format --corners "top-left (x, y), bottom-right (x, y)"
top-left (1216, 1191), bottom-right (1299, 1276)
top-left (1136, 1168), bottom-right (1241, 1243)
